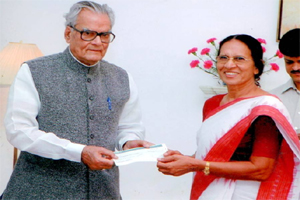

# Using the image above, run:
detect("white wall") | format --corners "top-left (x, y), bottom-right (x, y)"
top-left (0, 0), bottom-right (289, 199)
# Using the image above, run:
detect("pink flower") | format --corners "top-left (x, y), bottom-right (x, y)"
top-left (257, 38), bottom-right (266, 44)
top-left (262, 46), bottom-right (266, 53)
top-left (201, 48), bottom-right (210, 55)
top-left (270, 63), bottom-right (280, 72)
top-left (190, 60), bottom-right (200, 68)
top-left (207, 38), bottom-right (217, 43)
top-left (276, 50), bottom-right (283, 58)
top-left (188, 47), bottom-right (198, 54)
top-left (204, 60), bottom-right (213, 69)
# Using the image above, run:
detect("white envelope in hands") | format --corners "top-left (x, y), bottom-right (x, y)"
top-left (113, 144), bottom-right (168, 166)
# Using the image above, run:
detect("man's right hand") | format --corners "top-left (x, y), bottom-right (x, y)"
top-left (81, 146), bottom-right (117, 170)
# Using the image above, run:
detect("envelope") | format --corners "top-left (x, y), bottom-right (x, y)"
top-left (114, 144), bottom-right (168, 166)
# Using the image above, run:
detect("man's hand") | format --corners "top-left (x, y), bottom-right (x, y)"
top-left (81, 146), bottom-right (117, 170)
top-left (123, 140), bottom-right (154, 150)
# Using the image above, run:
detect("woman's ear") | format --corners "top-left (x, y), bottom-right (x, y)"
top-left (254, 67), bottom-right (259, 75)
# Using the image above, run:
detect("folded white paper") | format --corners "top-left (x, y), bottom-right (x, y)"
top-left (114, 144), bottom-right (168, 166)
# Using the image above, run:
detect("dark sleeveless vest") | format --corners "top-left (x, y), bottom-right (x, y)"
top-left (3, 48), bottom-right (130, 200)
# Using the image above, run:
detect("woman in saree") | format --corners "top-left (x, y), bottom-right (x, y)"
top-left (157, 34), bottom-right (300, 200)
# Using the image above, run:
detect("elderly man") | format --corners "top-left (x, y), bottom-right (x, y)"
top-left (271, 28), bottom-right (300, 139)
top-left (2, 1), bottom-right (151, 199)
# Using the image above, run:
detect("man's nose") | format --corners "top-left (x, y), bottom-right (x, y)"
top-left (91, 35), bottom-right (103, 45)
top-left (292, 62), bottom-right (300, 70)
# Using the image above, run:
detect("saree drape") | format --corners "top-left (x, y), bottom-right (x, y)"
top-left (191, 95), bottom-right (300, 200)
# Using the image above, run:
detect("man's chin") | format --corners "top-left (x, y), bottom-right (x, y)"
top-left (84, 56), bottom-right (104, 66)
top-left (291, 76), bottom-right (300, 84)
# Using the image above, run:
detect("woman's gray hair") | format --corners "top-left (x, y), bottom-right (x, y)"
top-left (64, 1), bottom-right (115, 28)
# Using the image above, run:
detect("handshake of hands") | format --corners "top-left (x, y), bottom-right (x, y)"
top-left (81, 140), bottom-right (194, 176)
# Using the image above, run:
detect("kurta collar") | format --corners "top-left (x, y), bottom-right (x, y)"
top-left (281, 78), bottom-right (299, 94)
top-left (67, 47), bottom-right (99, 68)
top-left (63, 47), bottom-right (101, 74)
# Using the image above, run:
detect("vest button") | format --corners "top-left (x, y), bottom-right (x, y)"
top-left (89, 96), bottom-right (94, 101)
top-left (87, 78), bottom-right (92, 83)
top-left (90, 134), bottom-right (94, 139)
top-left (89, 115), bottom-right (94, 120)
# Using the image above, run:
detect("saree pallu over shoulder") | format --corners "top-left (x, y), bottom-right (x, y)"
top-left (191, 95), bottom-right (300, 200)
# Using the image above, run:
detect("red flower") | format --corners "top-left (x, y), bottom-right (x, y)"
top-left (201, 48), bottom-right (210, 55)
top-left (276, 50), bottom-right (283, 58)
top-left (262, 46), bottom-right (266, 53)
top-left (270, 63), bottom-right (280, 72)
top-left (188, 47), bottom-right (198, 54)
top-left (204, 60), bottom-right (213, 69)
top-left (190, 60), bottom-right (200, 68)
top-left (257, 38), bottom-right (266, 44)
top-left (207, 38), bottom-right (217, 43)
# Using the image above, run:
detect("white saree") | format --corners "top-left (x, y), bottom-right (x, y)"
top-left (191, 95), bottom-right (300, 200)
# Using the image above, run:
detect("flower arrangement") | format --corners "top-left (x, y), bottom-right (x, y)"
top-left (188, 37), bottom-right (283, 80)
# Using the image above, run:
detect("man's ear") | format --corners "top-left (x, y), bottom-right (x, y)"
top-left (64, 26), bottom-right (72, 44)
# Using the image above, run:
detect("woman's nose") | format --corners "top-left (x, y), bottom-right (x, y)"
top-left (224, 58), bottom-right (236, 68)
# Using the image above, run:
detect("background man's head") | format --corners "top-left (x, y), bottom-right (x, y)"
top-left (279, 28), bottom-right (300, 57)
top-left (279, 28), bottom-right (300, 85)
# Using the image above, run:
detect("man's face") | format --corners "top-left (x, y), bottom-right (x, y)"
top-left (64, 9), bottom-right (112, 66)
top-left (284, 55), bottom-right (300, 87)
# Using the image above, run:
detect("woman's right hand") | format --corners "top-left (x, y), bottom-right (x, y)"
top-left (162, 149), bottom-right (183, 157)
top-left (157, 150), bottom-right (200, 176)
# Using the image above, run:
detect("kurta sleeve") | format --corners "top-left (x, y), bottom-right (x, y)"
top-left (115, 73), bottom-right (145, 150)
top-left (4, 63), bottom-right (85, 162)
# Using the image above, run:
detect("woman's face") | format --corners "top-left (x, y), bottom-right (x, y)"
top-left (217, 39), bottom-right (259, 87)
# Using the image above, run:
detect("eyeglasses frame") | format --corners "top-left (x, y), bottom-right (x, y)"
top-left (69, 25), bottom-right (115, 43)
top-left (216, 55), bottom-right (252, 65)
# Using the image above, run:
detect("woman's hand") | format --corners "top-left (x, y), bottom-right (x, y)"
top-left (163, 149), bottom-right (184, 157)
top-left (157, 150), bottom-right (199, 176)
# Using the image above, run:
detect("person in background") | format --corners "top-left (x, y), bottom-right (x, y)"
top-left (2, 1), bottom-right (152, 199)
top-left (271, 28), bottom-right (300, 139)
top-left (157, 34), bottom-right (300, 200)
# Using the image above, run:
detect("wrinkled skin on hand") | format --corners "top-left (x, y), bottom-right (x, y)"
top-left (81, 146), bottom-right (117, 170)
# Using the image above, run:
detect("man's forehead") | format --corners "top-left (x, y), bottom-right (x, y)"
top-left (76, 10), bottom-right (111, 27)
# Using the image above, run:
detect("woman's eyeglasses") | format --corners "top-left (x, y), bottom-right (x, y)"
top-left (217, 55), bottom-right (252, 65)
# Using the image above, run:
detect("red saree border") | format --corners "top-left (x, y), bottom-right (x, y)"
top-left (204, 94), bottom-right (280, 121)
